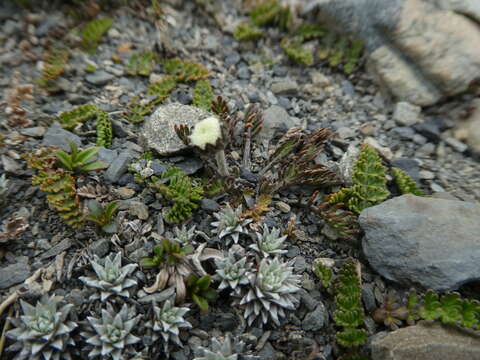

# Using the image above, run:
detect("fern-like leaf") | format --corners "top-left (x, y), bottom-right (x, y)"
top-left (163, 58), bottom-right (209, 82)
top-left (81, 17), bottom-right (113, 52)
top-left (126, 50), bottom-right (159, 76)
top-left (96, 110), bottom-right (112, 148)
top-left (57, 104), bottom-right (99, 130)
top-left (193, 79), bottom-right (214, 111)
top-left (392, 167), bottom-right (424, 196)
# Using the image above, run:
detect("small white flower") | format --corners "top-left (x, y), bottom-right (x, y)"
top-left (189, 116), bottom-right (222, 150)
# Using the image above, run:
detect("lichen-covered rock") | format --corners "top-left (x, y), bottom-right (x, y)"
top-left (141, 103), bottom-right (211, 156)
top-left (359, 194), bottom-right (480, 291)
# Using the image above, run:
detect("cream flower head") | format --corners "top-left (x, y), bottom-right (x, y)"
top-left (189, 116), bottom-right (222, 150)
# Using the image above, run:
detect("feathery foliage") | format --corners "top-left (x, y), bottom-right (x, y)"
top-left (57, 104), bottom-right (99, 130)
top-left (314, 196), bottom-right (361, 241)
top-left (318, 34), bottom-right (364, 74)
top-left (24, 147), bottom-right (84, 229)
top-left (249, 0), bottom-right (292, 30)
top-left (334, 260), bottom-right (367, 348)
top-left (126, 50), bottom-right (159, 76)
top-left (233, 23), bottom-right (264, 41)
top-left (164, 58), bottom-right (209, 82)
top-left (193, 79), bottom-right (214, 111)
top-left (313, 261), bottom-right (333, 289)
top-left (281, 37), bottom-right (314, 66)
top-left (38, 46), bottom-right (69, 89)
top-left (81, 17), bottom-right (113, 52)
top-left (95, 109), bottom-right (112, 148)
top-left (151, 167), bottom-right (204, 223)
top-left (392, 167), bottom-right (424, 196)
top-left (329, 144), bottom-right (389, 214)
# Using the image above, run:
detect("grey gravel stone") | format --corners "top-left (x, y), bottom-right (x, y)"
top-left (141, 103), bottom-right (210, 156)
top-left (86, 70), bottom-right (115, 86)
top-left (260, 105), bottom-right (298, 140)
top-left (393, 102), bottom-right (422, 126)
top-left (0, 262), bottom-right (30, 289)
top-left (127, 200), bottom-right (149, 220)
top-left (105, 150), bottom-right (136, 183)
top-left (89, 239), bottom-right (110, 258)
top-left (97, 147), bottom-right (118, 165)
top-left (1, 155), bottom-right (22, 173)
top-left (271, 79), bottom-right (298, 94)
top-left (20, 126), bottom-right (46, 138)
top-left (175, 157), bottom-right (203, 175)
top-left (360, 194), bottom-right (480, 290)
top-left (42, 122), bottom-right (82, 151)
top-left (302, 302), bottom-right (328, 331)
top-left (371, 321), bottom-right (480, 360)
top-left (200, 199), bottom-right (220, 212)
top-left (237, 66), bottom-right (251, 80)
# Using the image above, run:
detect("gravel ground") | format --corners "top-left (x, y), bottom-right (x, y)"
top-left (0, 1), bottom-right (479, 360)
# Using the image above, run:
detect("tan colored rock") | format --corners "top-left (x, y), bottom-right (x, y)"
top-left (455, 99), bottom-right (480, 153)
top-left (371, 322), bottom-right (480, 360)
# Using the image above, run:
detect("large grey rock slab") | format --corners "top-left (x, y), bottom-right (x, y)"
top-left (42, 122), bottom-right (82, 151)
top-left (359, 194), bottom-right (480, 291)
top-left (308, 0), bottom-right (480, 106)
top-left (371, 322), bottom-right (480, 360)
top-left (141, 103), bottom-right (210, 156)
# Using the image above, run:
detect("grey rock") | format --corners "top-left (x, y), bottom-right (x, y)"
top-left (224, 52), bottom-right (240, 67)
top-left (138, 287), bottom-right (176, 304)
top-left (456, 99), bottom-right (480, 153)
top-left (127, 201), bottom-right (149, 220)
top-left (175, 157), bottom-right (203, 175)
top-left (200, 199), bottom-right (220, 212)
top-left (393, 102), bottom-right (422, 126)
top-left (299, 289), bottom-right (317, 311)
top-left (302, 302), bottom-right (328, 331)
top-left (360, 194), bottom-right (480, 290)
top-left (97, 147), bottom-right (118, 165)
top-left (105, 150), bottom-right (136, 183)
top-left (42, 122), bottom-right (82, 151)
top-left (141, 103), bottom-right (210, 156)
top-left (0, 262), bottom-right (30, 289)
top-left (390, 158), bottom-right (420, 180)
top-left (444, 137), bottom-right (468, 153)
top-left (150, 161), bottom-right (167, 176)
top-left (129, 248), bottom-right (149, 263)
top-left (20, 126), bottom-right (46, 138)
top-left (1, 155), bottom-right (22, 173)
top-left (260, 105), bottom-right (298, 140)
top-left (39, 238), bottom-right (73, 260)
top-left (413, 121), bottom-right (441, 143)
top-left (371, 321), bottom-right (480, 360)
top-left (271, 79), bottom-right (298, 94)
top-left (237, 66), bottom-right (251, 80)
top-left (89, 239), bottom-right (110, 258)
top-left (257, 342), bottom-right (277, 359)
top-left (85, 70), bottom-right (115, 86)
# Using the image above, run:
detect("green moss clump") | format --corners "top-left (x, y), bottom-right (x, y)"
top-left (164, 58), bottom-right (209, 82)
top-left (233, 23), bottom-right (264, 41)
top-left (81, 17), bottom-right (113, 52)
top-left (249, 0), bottom-right (292, 30)
top-left (318, 34), bottom-right (363, 74)
top-left (193, 79), bottom-right (214, 111)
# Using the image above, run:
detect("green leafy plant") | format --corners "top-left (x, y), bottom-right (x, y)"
top-left (126, 50), bottom-right (159, 76)
top-left (318, 34), bottom-right (364, 74)
top-left (281, 37), bottom-right (314, 66)
top-left (86, 200), bottom-right (120, 233)
top-left (57, 104), bottom-right (99, 130)
top-left (186, 274), bottom-right (217, 312)
top-left (55, 141), bottom-right (106, 174)
top-left (313, 261), bottom-right (333, 289)
top-left (164, 58), bottom-right (209, 82)
top-left (6, 295), bottom-right (78, 360)
top-left (372, 294), bottom-right (409, 330)
top-left (330, 144), bottom-right (390, 214)
top-left (81, 17), bottom-right (113, 52)
top-left (37, 46), bottom-right (70, 90)
top-left (95, 109), bottom-right (113, 148)
top-left (294, 23), bottom-right (328, 40)
top-left (151, 167), bottom-right (204, 223)
top-left (233, 23), bottom-right (264, 41)
top-left (392, 167), bottom-right (424, 196)
top-left (249, 0), bottom-right (292, 30)
top-left (334, 260), bottom-right (367, 348)
top-left (24, 147), bottom-right (85, 229)
top-left (193, 79), bottom-right (214, 111)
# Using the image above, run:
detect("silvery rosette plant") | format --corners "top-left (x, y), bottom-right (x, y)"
top-left (81, 303), bottom-right (141, 360)
top-left (171, 224), bottom-right (197, 244)
top-left (215, 246), bottom-right (252, 293)
top-left (249, 224), bottom-right (287, 258)
top-left (236, 257), bottom-right (301, 326)
top-left (195, 334), bottom-right (259, 360)
top-left (6, 295), bottom-right (78, 360)
top-left (145, 299), bottom-right (191, 353)
top-left (79, 252), bottom-right (138, 301)
top-left (211, 204), bottom-right (252, 245)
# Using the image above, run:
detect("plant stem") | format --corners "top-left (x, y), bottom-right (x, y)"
top-left (215, 149), bottom-right (230, 177)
